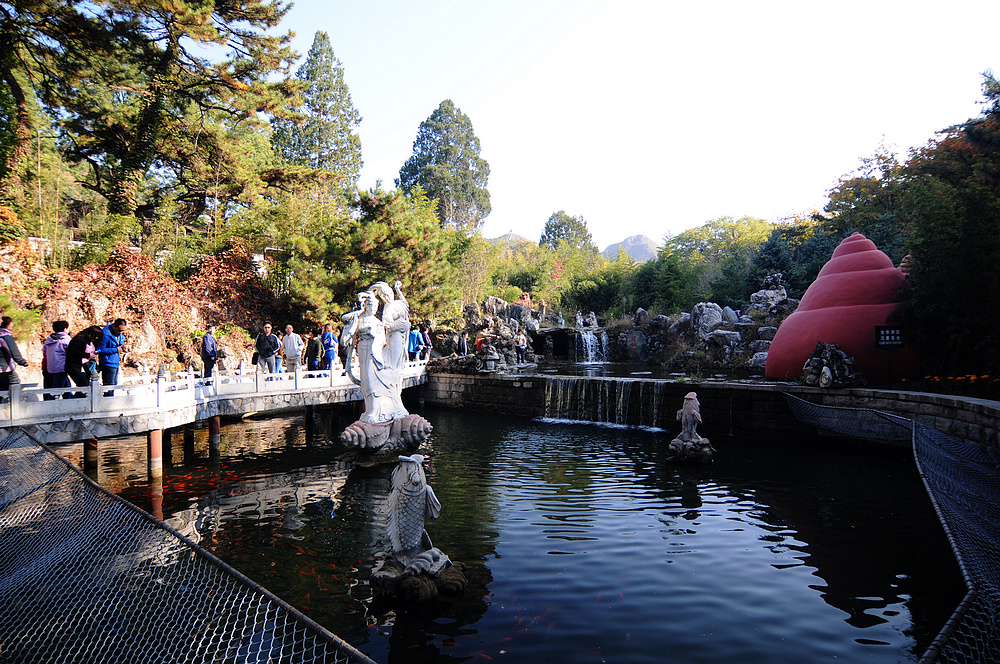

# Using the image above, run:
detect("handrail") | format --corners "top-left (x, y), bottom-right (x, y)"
top-left (1, 359), bottom-right (430, 426)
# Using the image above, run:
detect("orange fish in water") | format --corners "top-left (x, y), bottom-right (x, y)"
top-left (473, 652), bottom-right (493, 660)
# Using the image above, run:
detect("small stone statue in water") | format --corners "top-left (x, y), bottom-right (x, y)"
top-left (372, 454), bottom-right (467, 602)
top-left (668, 392), bottom-right (716, 463)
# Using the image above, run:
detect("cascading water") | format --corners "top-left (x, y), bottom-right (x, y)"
top-left (576, 329), bottom-right (610, 363)
top-left (543, 376), bottom-right (667, 429)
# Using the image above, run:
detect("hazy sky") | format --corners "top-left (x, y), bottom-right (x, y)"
top-left (279, 0), bottom-right (1000, 250)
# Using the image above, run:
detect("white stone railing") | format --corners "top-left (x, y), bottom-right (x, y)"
top-left (1, 359), bottom-right (429, 427)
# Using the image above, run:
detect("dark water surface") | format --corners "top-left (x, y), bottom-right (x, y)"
top-left (65, 407), bottom-right (963, 664)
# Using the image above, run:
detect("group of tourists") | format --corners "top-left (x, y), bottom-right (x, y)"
top-left (407, 324), bottom-right (433, 361)
top-left (0, 316), bottom-right (129, 396)
top-left (250, 322), bottom-right (343, 375)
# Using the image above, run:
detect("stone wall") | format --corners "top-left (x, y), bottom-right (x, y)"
top-left (423, 374), bottom-right (546, 419)
top-left (426, 373), bottom-right (1000, 452)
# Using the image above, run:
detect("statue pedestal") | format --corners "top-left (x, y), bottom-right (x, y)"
top-left (339, 413), bottom-right (432, 454)
top-left (371, 555), bottom-right (468, 603)
top-left (668, 436), bottom-right (716, 463)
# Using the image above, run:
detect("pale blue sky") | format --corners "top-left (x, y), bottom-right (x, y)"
top-left (279, 0), bottom-right (1000, 250)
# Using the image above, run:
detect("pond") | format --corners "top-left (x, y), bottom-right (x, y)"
top-left (64, 407), bottom-right (963, 664)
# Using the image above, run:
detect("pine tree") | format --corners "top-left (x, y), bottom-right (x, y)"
top-left (397, 99), bottom-right (490, 232)
top-left (272, 31), bottom-right (362, 188)
top-left (1, 0), bottom-right (300, 216)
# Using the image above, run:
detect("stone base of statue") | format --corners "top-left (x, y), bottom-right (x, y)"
top-left (340, 414), bottom-right (432, 454)
top-left (371, 554), bottom-right (468, 603)
top-left (668, 436), bottom-right (716, 463)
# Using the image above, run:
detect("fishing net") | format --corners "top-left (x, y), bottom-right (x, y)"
top-left (0, 429), bottom-right (375, 664)
top-left (785, 393), bottom-right (1000, 664)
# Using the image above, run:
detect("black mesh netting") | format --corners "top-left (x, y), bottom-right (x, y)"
top-left (785, 393), bottom-right (1000, 664)
top-left (0, 430), bottom-right (375, 664)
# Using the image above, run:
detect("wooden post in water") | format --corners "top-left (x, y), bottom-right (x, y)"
top-left (183, 424), bottom-right (195, 462)
top-left (147, 428), bottom-right (163, 479)
top-left (83, 438), bottom-right (99, 474)
top-left (208, 415), bottom-right (221, 461)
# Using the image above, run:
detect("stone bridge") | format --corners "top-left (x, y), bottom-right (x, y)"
top-left (0, 360), bottom-right (429, 445)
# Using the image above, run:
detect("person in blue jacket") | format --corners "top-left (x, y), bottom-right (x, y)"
top-left (96, 318), bottom-right (128, 386)
top-left (408, 327), bottom-right (423, 361)
top-left (321, 323), bottom-right (338, 370)
top-left (201, 324), bottom-right (219, 379)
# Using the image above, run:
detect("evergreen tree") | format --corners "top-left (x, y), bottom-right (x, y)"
top-left (272, 31), bottom-right (362, 188)
top-left (290, 187), bottom-right (458, 319)
top-left (1, 0), bottom-right (299, 217)
top-left (397, 99), bottom-right (490, 232)
top-left (539, 210), bottom-right (598, 252)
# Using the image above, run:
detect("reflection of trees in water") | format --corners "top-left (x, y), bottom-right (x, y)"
top-left (619, 429), bottom-right (962, 648)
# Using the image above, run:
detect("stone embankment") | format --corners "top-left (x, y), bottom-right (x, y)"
top-left (425, 373), bottom-right (1000, 454)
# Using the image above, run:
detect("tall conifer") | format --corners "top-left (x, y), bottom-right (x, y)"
top-left (397, 99), bottom-right (490, 232)
top-left (272, 31), bottom-right (362, 188)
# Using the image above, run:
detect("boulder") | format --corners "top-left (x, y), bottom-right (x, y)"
top-left (667, 313), bottom-right (691, 336)
top-left (706, 329), bottom-right (742, 347)
top-left (482, 295), bottom-right (509, 318)
top-left (462, 303), bottom-right (482, 328)
top-left (649, 314), bottom-right (672, 330)
top-left (757, 326), bottom-right (778, 341)
top-left (625, 329), bottom-right (646, 361)
top-left (690, 302), bottom-right (724, 339)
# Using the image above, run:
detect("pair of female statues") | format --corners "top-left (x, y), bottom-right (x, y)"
top-left (341, 281), bottom-right (412, 424)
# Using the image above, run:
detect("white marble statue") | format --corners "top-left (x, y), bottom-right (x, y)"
top-left (339, 280), bottom-right (432, 453)
top-left (372, 454), bottom-right (467, 601)
top-left (387, 454), bottom-right (450, 574)
top-left (343, 291), bottom-right (408, 424)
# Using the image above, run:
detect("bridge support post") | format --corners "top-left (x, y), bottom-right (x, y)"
top-left (84, 437), bottom-right (99, 473)
top-left (304, 404), bottom-right (314, 443)
top-left (183, 424), bottom-right (195, 462)
top-left (147, 428), bottom-right (163, 479)
top-left (208, 415), bottom-right (221, 459)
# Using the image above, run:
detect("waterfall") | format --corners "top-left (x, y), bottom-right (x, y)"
top-left (542, 376), bottom-right (666, 430)
top-left (577, 329), bottom-right (609, 363)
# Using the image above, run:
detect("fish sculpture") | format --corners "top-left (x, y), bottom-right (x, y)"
top-left (387, 454), bottom-right (450, 575)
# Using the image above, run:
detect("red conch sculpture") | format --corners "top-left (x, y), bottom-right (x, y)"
top-left (765, 232), bottom-right (920, 384)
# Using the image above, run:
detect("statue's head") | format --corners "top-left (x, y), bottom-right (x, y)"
top-left (370, 281), bottom-right (393, 303)
top-left (357, 291), bottom-right (377, 313)
top-left (393, 454), bottom-right (426, 489)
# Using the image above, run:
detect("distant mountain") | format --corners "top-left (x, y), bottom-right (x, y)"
top-left (488, 231), bottom-right (534, 246)
top-left (602, 235), bottom-right (661, 262)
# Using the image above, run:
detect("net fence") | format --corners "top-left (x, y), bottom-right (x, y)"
top-left (0, 429), bottom-right (376, 664)
top-left (785, 393), bottom-right (1000, 664)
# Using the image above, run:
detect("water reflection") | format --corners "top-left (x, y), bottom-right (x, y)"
top-left (55, 408), bottom-right (963, 664)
